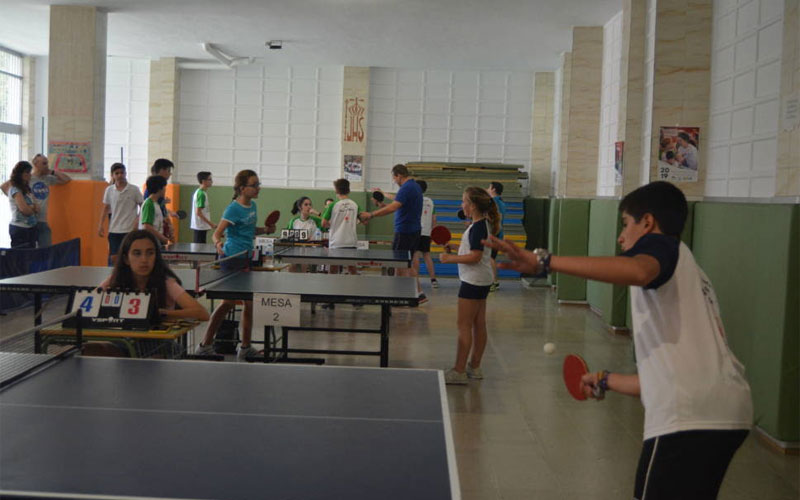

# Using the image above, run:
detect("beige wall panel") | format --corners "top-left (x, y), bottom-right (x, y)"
top-left (531, 72), bottom-right (555, 197)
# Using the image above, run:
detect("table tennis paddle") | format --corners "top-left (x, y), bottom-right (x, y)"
top-left (372, 191), bottom-right (385, 203)
top-left (265, 210), bottom-right (281, 226)
top-left (430, 225), bottom-right (452, 253)
top-left (176, 209), bottom-right (187, 220)
top-left (562, 354), bottom-right (601, 401)
top-left (457, 209), bottom-right (466, 220)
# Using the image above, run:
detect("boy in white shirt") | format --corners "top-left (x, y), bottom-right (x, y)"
top-left (97, 163), bottom-right (143, 265)
top-left (414, 180), bottom-right (438, 288)
top-left (322, 178), bottom-right (361, 277)
top-left (485, 181), bottom-right (752, 499)
top-left (191, 171), bottom-right (216, 243)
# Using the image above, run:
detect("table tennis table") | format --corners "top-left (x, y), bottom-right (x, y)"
top-left (161, 242), bottom-right (218, 264)
top-left (272, 246), bottom-right (411, 269)
top-left (0, 266), bottom-right (419, 366)
top-left (0, 352), bottom-right (459, 499)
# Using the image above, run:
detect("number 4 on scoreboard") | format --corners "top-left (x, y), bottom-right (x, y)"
top-left (70, 289), bottom-right (103, 318)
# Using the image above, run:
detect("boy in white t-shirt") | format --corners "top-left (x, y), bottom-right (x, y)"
top-left (414, 180), bottom-right (438, 288)
top-left (190, 171), bottom-right (216, 243)
top-left (485, 181), bottom-right (752, 499)
top-left (97, 163), bottom-right (143, 265)
top-left (322, 178), bottom-right (361, 276)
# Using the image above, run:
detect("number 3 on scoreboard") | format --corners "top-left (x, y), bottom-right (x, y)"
top-left (71, 290), bottom-right (103, 318)
top-left (120, 293), bottom-right (151, 319)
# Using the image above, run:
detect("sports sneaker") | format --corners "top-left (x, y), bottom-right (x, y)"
top-left (236, 345), bottom-right (258, 362)
top-left (194, 343), bottom-right (216, 356)
top-left (418, 293), bottom-right (428, 305)
top-left (431, 279), bottom-right (439, 289)
top-left (466, 362), bottom-right (484, 379)
top-left (444, 368), bottom-right (468, 385)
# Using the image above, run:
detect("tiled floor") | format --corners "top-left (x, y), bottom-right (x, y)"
top-left (2, 276), bottom-right (798, 499)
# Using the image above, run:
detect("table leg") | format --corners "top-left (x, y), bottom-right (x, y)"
top-left (380, 305), bottom-right (390, 367)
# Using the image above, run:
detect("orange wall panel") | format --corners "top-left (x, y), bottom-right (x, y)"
top-left (47, 180), bottom-right (110, 266)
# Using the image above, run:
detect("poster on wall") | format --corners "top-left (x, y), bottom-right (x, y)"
top-left (658, 127), bottom-right (699, 183)
top-left (343, 97), bottom-right (366, 143)
top-left (343, 155), bottom-right (363, 182)
top-left (48, 141), bottom-right (90, 173)
top-left (614, 141), bottom-right (624, 186)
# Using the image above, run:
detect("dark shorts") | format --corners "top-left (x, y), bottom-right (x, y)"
top-left (193, 229), bottom-right (208, 244)
top-left (108, 232), bottom-right (128, 257)
top-left (393, 231), bottom-right (420, 253)
top-left (416, 235), bottom-right (431, 253)
top-left (633, 429), bottom-right (748, 500)
top-left (458, 281), bottom-right (491, 300)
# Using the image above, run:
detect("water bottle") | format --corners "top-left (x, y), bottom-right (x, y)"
top-left (313, 227), bottom-right (322, 241)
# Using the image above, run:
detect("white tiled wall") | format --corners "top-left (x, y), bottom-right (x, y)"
top-left (366, 68), bottom-right (533, 192)
top-left (598, 11), bottom-right (623, 196)
top-left (104, 57), bottom-right (150, 187)
top-left (177, 66), bottom-right (343, 188)
top-left (707, 0), bottom-right (784, 197)
top-left (551, 67), bottom-right (562, 196)
top-left (641, 0), bottom-right (657, 187)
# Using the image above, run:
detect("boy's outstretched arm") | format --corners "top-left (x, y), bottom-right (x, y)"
top-left (484, 235), bottom-right (661, 287)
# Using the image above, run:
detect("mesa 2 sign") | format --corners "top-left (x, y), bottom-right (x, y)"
top-left (253, 293), bottom-right (300, 327)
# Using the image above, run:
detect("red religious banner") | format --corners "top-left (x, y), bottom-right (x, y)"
top-left (344, 97), bottom-right (365, 143)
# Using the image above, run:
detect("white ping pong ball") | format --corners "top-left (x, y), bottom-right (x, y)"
top-left (543, 342), bottom-right (556, 355)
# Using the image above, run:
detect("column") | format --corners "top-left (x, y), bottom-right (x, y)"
top-left (618, 0), bottom-right (648, 195)
top-left (341, 66), bottom-right (370, 191)
top-left (531, 72), bottom-right (555, 197)
top-left (148, 58), bottom-right (180, 168)
top-left (564, 27), bottom-right (604, 198)
top-left (21, 57), bottom-right (36, 159)
top-left (776, 0), bottom-right (799, 196)
top-left (556, 52), bottom-right (572, 197)
top-left (47, 5), bottom-right (107, 180)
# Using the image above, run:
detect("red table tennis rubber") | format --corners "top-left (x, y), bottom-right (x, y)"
top-left (430, 225), bottom-right (451, 246)
top-left (563, 354), bottom-right (590, 401)
top-left (265, 210), bottom-right (281, 226)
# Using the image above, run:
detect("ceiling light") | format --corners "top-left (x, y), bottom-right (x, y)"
top-left (266, 40), bottom-right (283, 50)
top-left (201, 43), bottom-right (254, 68)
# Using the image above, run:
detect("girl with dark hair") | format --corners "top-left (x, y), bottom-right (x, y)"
top-left (7, 161), bottom-right (39, 248)
top-left (101, 230), bottom-right (208, 320)
top-left (439, 186), bottom-right (500, 384)
top-left (195, 170), bottom-right (276, 360)
top-left (286, 196), bottom-right (322, 240)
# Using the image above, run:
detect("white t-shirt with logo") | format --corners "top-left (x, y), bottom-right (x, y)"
top-left (103, 183), bottom-right (144, 234)
top-left (625, 236), bottom-right (752, 440)
top-left (421, 196), bottom-right (435, 237)
top-left (322, 198), bottom-right (361, 249)
top-left (191, 188), bottom-right (212, 231)
top-left (29, 174), bottom-right (58, 222)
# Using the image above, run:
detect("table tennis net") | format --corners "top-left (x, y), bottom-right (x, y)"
top-left (195, 250), bottom-right (250, 291)
top-left (0, 311), bottom-right (80, 390)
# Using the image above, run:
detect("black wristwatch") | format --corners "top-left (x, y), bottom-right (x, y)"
top-left (532, 248), bottom-right (552, 277)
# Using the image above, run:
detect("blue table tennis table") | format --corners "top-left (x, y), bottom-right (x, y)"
top-left (0, 352), bottom-right (460, 499)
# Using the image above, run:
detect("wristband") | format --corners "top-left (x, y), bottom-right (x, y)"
top-left (598, 370), bottom-right (610, 392)
top-left (532, 248), bottom-right (552, 277)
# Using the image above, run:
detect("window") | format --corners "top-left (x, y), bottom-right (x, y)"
top-left (0, 46), bottom-right (23, 182)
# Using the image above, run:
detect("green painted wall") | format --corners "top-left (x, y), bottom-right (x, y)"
top-left (692, 202), bottom-right (799, 442)
top-left (522, 197), bottom-right (550, 250)
top-left (555, 199), bottom-right (590, 301)
top-left (175, 185), bottom-right (370, 242)
top-left (586, 200), bottom-right (627, 327)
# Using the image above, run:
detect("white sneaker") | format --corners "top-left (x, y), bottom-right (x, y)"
top-left (444, 368), bottom-right (468, 385)
top-left (466, 362), bottom-right (484, 379)
top-left (236, 345), bottom-right (258, 362)
top-left (431, 279), bottom-right (439, 289)
top-left (194, 343), bottom-right (216, 356)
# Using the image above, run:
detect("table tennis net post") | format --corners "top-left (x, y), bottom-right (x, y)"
top-left (194, 250), bottom-right (250, 292)
top-left (0, 309), bottom-right (82, 390)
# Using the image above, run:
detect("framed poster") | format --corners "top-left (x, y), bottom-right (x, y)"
top-left (658, 127), bottom-right (699, 182)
